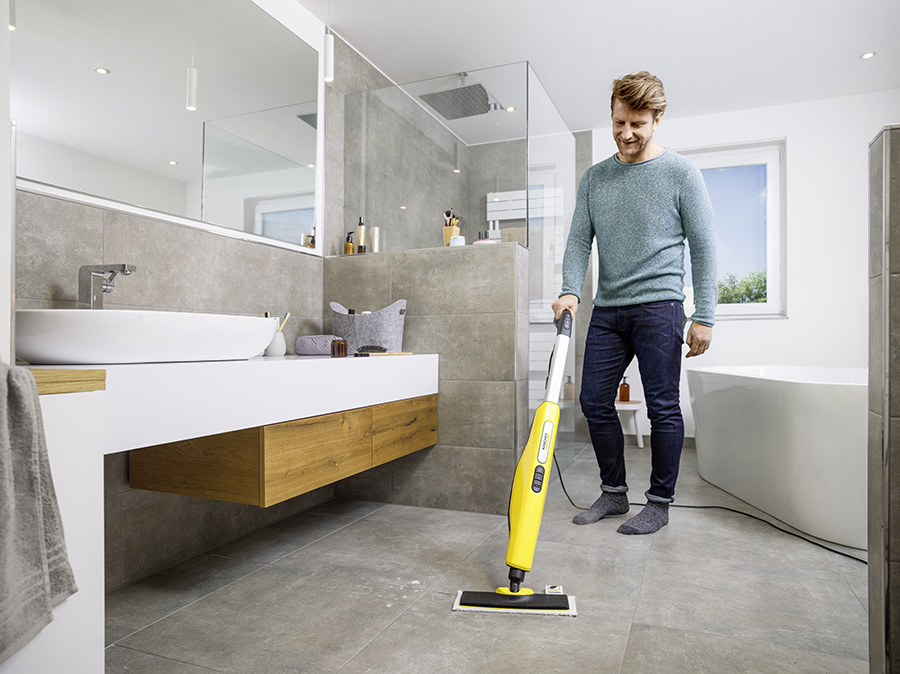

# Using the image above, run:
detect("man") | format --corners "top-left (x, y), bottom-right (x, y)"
top-left (552, 71), bottom-right (716, 535)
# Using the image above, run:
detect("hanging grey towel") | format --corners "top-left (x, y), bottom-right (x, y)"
top-left (0, 364), bottom-right (78, 665)
top-left (330, 300), bottom-right (407, 354)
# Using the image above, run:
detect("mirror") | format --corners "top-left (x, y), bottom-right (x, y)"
top-left (10, 0), bottom-right (322, 252)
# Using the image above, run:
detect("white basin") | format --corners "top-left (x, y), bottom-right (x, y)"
top-left (16, 309), bottom-right (279, 364)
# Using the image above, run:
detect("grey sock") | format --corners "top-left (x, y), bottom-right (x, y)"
top-left (572, 491), bottom-right (629, 525)
top-left (617, 501), bottom-right (669, 535)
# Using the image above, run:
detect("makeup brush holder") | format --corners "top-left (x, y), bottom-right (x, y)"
top-left (442, 226), bottom-right (460, 247)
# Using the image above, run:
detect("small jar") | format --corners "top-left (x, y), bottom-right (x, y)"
top-left (331, 339), bottom-right (347, 357)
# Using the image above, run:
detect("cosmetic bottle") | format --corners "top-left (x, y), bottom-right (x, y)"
top-left (563, 375), bottom-right (575, 401)
top-left (619, 376), bottom-right (630, 402)
top-left (330, 339), bottom-right (347, 357)
top-left (357, 217), bottom-right (366, 254)
top-left (369, 225), bottom-right (381, 252)
top-left (344, 232), bottom-right (355, 255)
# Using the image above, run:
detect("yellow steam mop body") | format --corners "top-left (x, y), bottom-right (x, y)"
top-left (453, 310), bottom-right (576, 616)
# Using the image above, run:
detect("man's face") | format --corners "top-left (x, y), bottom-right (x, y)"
top-left (612, 98), bottom-right (661, 163)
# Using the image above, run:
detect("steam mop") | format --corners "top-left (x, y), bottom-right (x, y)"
top-left (452, 309), bottom-right (577, 617)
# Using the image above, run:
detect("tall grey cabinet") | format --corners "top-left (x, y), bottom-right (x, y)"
top-left (870, 124), bottom-right (900, 674)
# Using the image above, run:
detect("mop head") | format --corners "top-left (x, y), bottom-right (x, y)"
top-left (452, 586), bottom-right (577, 617)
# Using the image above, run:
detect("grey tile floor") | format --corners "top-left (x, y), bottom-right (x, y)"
top-left (106, 444), bottom-right (869, 673)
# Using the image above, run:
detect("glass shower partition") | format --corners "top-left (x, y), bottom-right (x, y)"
top-left (344, 62), bottom-right (577, 472)
top-left (202, 102), bottom-right (318, 248)
top-left (525, 64), bottom-right (577, 473)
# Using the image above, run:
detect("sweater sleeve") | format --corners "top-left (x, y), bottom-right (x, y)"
top-left (559, 171), bottom-right (595, 302)
top-left (680, 164), bottom-right (718, 325)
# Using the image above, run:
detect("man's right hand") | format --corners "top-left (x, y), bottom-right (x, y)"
top-left (552, 294), bottom-right (579, 320)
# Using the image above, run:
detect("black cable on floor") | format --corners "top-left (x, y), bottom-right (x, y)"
top-left (552, 452), bottom-right (868, 565)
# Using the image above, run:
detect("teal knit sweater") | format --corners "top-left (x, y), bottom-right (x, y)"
top-left (561, 149), bottom-right (718, 326)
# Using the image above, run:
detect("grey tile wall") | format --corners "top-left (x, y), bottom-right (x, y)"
top-left (325, 243), bottom-right (529, 514)
top-left (869, 125), bottom-right (900, 674)
top-left (15, 190), bottom-right (329, 592)
top-left (343, 83), bottom-right (470, 253)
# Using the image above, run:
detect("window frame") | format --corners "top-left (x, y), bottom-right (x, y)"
top-left (680, 139), bottom-right (787, 319)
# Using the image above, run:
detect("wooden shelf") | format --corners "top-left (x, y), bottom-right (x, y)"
top-left (129, 394), bottom-right (437, 507)
top-left (30, 368), bottom-right (106, 395)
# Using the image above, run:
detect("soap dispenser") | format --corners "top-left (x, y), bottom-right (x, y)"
top-left (563, 375), bottom-right (575, 401)
top-left (619, 376), bottom-right (630, 402)
top-left (345, 232), bottom-right (355, 255)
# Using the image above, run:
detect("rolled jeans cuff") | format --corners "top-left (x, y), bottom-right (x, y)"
top-left (601, 484), bottom-right (628, 494)
top-left (645, 491), bottom-right (673, 504)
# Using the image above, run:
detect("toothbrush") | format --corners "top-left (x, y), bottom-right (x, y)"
top-left (277, 312), bottom-right (290, 332)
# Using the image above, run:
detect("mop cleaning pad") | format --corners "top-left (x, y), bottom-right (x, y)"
top-left (0, 364), bottom-right (78, 664)
top-left (452, 589), bottom-right (577, 617)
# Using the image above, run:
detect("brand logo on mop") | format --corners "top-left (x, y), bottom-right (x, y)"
top-left (537, 420), bottom-right (554, 463)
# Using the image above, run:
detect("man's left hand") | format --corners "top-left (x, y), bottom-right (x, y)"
top-left (685, 322), bottom-right (712, 358)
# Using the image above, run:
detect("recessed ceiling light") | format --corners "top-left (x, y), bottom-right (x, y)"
top-left (168, 160), bottom-right (177, 166)
top-left (452, 168), bottom-right (461, 174)
top-left (400, 205), bottom-right (407, 210)
top-left (307, 163), bottom-right (314, 169)
top-left (505, 106), bottom-right (516, 113)
top-left (860, 51), bottom-right (876, 60)
top-left (95, 67), bottom-right (110, 75)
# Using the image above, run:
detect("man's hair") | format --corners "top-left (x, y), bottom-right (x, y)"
top-left (611, 71), bottom-right (667, 118)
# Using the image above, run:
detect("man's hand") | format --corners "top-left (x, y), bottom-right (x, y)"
top-left (552, 294), bottom-right (579, 320)
top-left (685, 322), bottom-right (712, 358)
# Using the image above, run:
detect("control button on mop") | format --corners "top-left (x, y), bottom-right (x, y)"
top-left (531, 466), bottom-right (545, 492)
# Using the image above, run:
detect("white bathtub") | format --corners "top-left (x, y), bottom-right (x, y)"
top-left (686, 366), bottom-right (867, 550)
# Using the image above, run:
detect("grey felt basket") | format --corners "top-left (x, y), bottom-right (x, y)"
top-left (329, 299), bottom-right (407, 354)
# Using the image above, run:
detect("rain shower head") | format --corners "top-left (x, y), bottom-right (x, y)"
top-left (419, 74), bottom-right (502, 120)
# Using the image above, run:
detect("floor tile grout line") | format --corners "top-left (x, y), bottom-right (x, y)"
top-left (331, 518), bottom-right (510, 674)
top-left (108, 560), bottom-right (279, 647)
top-left (107, 643), bottom-right (229, 673)
top-left (111, 511), bottom-right (393, 646)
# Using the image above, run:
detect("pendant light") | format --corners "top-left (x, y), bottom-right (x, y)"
top-left (8, 0), bottom-right (16, 30)
top-left (323, 0), bottom-right (334, 83)
top-left (185, 0), bottom-right (198, 111)
top-left (186, 66), bottom-right (198, 111)
top-left (323, 28), bottom-right (334, 83)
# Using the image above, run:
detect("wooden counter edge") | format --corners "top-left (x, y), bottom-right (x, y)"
top-left (29, 369), bottom-right (107, 395)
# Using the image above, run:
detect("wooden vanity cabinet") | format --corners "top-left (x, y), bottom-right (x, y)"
top-left (129, 394), bottom-right (437, 507)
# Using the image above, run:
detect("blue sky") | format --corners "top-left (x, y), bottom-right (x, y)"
top-left (685, 163), bottom-right (767, 287)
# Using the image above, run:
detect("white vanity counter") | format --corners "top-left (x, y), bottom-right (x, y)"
top-left (31, 354), bottom-right (439, 454)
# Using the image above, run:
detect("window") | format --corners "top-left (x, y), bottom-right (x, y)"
top-left (681, 140), bottom-right (786, 318)
top-left (253, 195), bottom-right (315, 247)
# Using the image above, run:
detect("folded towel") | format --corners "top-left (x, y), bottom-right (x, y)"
top-left (0, 364), bottom-right (78, 665)
top-left (294, 334), bottom-right (340, 356)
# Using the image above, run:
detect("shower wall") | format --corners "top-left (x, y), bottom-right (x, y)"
top-left (344, 86), bottom-right (471, 251)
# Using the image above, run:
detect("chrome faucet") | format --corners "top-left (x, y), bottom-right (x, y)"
top-left (78, 264), bottom-right (137, 309)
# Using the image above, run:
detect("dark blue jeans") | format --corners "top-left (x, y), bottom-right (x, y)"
top-left (579, 301), bottom-right (686, 502)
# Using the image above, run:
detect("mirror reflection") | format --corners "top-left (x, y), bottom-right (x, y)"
top-left (11, 0), bottom-right (320, 250)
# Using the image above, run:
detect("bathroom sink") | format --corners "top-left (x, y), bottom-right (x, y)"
top-left (15, 309), bottom-right (279, 365)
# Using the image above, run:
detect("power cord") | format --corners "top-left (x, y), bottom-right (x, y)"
top-left (552, 453), bottom-right (868, 565)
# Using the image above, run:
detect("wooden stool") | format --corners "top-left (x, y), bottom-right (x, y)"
top-left (615, 399), bottom-right (644, 448)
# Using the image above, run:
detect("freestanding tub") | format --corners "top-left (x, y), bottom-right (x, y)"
top-left (686, 366), bottom-right (867, 550)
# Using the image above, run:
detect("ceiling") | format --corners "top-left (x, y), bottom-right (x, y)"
top-left (299, 0), bottom-right (900, 133)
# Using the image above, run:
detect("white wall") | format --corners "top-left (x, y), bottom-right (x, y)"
top-left (16, 133), bottom-right (187, 216)
top-left (1, 0), bottom-right (11, 365)
top-left (591, 88), bottom-right (900, 435)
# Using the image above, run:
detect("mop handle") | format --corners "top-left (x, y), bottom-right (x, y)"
top-left (543, 310), bottom-right (572, 404)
